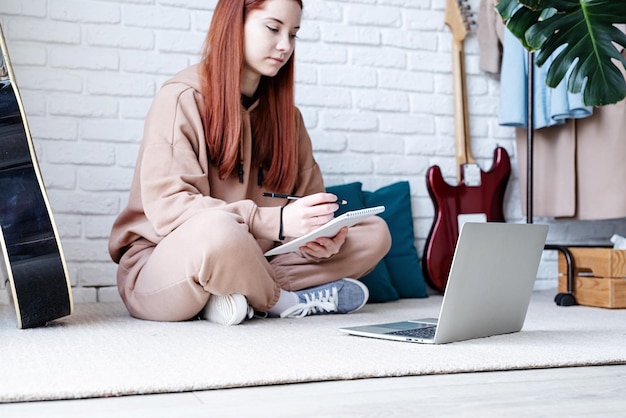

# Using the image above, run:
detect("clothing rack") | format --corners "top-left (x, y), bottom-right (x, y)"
top-left (524, 51), bottom-right (577, 306)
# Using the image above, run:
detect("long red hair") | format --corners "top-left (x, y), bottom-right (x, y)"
top-left (200, 0), bottom-right (303, 192)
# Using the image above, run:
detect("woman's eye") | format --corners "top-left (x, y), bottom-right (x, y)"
top-left (290, 33), bottom-right (299, 39)
top-left (266, 25), bottom-right (278, 33)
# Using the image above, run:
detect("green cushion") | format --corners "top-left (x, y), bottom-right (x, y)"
top-left (359, 262), bottom-right (400, 303)
top-left (326, 182), bottom-right (399, 303)
top-left (362, 181), bottom-right (428, 298)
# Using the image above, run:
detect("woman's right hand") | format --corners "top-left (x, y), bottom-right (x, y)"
top-left (280, 192), bottom-right (340, 239)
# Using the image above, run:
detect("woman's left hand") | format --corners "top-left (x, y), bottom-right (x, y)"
top-left (299, 226), bottom-right (348, 260)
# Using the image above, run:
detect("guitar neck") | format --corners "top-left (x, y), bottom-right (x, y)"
top-left (451, 37), bottom-right (474, 181)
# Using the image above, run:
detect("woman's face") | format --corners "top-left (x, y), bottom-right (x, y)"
top-left (241, 0), bottom-right (302, 95)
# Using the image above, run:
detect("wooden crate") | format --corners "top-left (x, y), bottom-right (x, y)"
top-left (558, 247), bottom-right (626, 309)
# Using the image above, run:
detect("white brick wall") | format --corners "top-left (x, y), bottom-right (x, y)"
top-left (1, 0), bottom-right (625, 305)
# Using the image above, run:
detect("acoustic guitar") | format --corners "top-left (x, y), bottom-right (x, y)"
top-left (0, 26), bottom-right (73, 328)
top-left (422, 0), bottom-right (511, 292)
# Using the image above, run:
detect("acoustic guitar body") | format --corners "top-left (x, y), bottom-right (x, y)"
top-left (0, 26), bottom-right (73, 328)
top-left (423, 147), bottom-right (511, 292)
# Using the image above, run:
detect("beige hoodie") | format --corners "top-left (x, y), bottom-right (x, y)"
top-left (108, 65), bottom-right (324, 263)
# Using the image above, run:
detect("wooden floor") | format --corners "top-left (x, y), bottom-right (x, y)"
top-left (2, 364), bottom-right (625, 417)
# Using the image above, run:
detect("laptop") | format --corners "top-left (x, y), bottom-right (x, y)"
top-left (340, 222), bottom-right (549, 344)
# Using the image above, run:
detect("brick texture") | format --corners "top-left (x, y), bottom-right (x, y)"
top-left (1, 0), bottom-right (624, 304)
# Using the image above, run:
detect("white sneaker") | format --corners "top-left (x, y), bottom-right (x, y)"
top-left (201, 294), bottom-right (253, 325)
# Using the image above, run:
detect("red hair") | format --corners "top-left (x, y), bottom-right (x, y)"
top-left (200, 0), bottom-right (303, 192)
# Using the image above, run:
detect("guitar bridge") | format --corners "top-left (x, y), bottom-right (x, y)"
top-left (462, 163), bottom-right (481, 186)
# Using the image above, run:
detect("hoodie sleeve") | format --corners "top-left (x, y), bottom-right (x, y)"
top-left (139, 82), bottom-right (261, 237)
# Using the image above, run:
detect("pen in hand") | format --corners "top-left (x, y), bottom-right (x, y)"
top-left (263, 192), bottom-right (348, 205)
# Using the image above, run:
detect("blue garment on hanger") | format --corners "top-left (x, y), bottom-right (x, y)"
top-left (498, 28), bottom-right (592, 129)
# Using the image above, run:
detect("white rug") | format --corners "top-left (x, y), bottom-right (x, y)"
top-left (1, 290), bottom-right (625, 403)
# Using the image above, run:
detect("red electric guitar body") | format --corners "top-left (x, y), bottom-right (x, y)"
top-left (422, 0), bottom-right (511, 293)
top-left (423, 149), bottom-right (510, 292)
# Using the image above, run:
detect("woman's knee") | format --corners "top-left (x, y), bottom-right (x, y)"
top-left (171, 211), bottom-right (264, 265)
top-left (358, 216), bottom-right (392, 258)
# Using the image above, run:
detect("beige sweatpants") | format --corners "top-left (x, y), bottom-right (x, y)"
top-left (116, 211), bottom-right (391, 321)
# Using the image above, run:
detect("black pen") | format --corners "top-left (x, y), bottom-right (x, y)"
top-left (263, 192), bottom-right (347, 205)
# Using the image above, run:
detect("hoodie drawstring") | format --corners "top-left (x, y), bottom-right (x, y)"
top-left (257, 165), bottom-right (264, 186)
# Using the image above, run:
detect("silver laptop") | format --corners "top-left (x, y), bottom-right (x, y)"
top-left (340, 222), bottom-right (549, 344)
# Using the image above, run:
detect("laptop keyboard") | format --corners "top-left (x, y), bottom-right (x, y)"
top-left (388, 326), bottom-right (436, 339)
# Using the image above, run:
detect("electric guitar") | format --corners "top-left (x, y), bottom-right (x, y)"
top-left (0, 26), bottom-right (73, 328)
top-left (422, 0), bottom-right (511, 292)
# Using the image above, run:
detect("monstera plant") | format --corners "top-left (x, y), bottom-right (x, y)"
top-left (496, 0), bottom-right (626, 106)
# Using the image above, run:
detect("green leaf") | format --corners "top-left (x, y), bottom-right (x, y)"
top-left (497, 0), bottom-right (626, 106)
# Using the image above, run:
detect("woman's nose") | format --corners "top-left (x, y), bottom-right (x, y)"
top-left (276, 34), bottom-right (292, 52)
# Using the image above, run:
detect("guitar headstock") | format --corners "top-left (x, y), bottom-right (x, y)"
top-left (444, 0), bottom-right (473, 42)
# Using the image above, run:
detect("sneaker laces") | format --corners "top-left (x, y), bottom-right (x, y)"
top-left (280, 286), bottom-right (339, 318)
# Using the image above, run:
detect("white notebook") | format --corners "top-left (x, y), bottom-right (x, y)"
top-left (264, 206), bottom-right (385, 256)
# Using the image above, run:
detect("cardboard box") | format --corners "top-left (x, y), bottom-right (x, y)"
top-left (557, 247), bottom-right (626, 309)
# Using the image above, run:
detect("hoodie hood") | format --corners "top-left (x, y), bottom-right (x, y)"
top-left (162, 64), bottom-right (204, 94)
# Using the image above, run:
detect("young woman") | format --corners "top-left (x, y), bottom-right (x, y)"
top-left (108, 0), bottom-right (391, 325)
